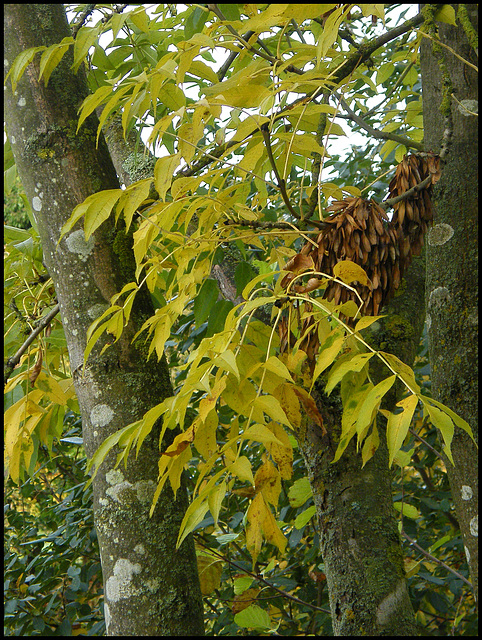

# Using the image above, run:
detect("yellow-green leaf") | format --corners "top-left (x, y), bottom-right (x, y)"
top-left (154, 153), bottom-right (181, 201)
top-left (311, 327), bottom-right (346, 390)
top-left (387, 394), bottom-right (419, 466)
top-left (39, 37), bottom-right (73, 86)
top-left (355, 375), bottom-right (396, 440)
top-left (84, 189), bottom-right (122, 240)
top-left (325, 352), bottom-right (373, 395)
top-left (6, 46), bottom-right (45, 93)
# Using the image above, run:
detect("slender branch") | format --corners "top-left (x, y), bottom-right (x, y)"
top-left (223, 219), bottom-right (326, 231)
top-left (195, 534), bottom-right (331, 614)
top-left (261, 123), bottom-right (303, 221)
top-left (4, 304), bottom-right (60, 386)
top-left (207, 4), bottom-right (304, 75)
top-left (217, 30), bottom-right (255, 81)
top-left (402, 532), bottom-right (473, 589)
top-left (333, 91), bottom-right (424, 152)
top-left (383, 174), bottom-right (432, 208)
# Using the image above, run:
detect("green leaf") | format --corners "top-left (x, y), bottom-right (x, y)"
top-left (234, 604), bottom-right (271, 631)
top-left (235, 261), bottom-right (257, 297)
top-left (434, 4), bottom-right (457, 26)
top-left (218, 4), bottom-right (241, 21)
top-left (393, 502), bottom-right (420, 519)
top-left (288, 476), bottom-right (312, 508)
top-left (294, 505), bottom-right (316, 529)
top-left (184, 6), bottom-right (208, 39)
top-left (193, 279), bottom-right (219, 325)
top-left (73, 26), bottom-right (100, 73)
top-left (206, 299), bottom-right (234, 337)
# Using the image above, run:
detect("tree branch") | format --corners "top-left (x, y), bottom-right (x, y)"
top-left (4, 304), bottom-right (60, 386)
top-left (402, 532), bottom-right (473, 589)
top-left (333, 91), bottom-right (424, 152)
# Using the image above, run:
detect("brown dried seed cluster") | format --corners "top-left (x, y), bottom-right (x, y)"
top-left (279, 153), bottom-right (441, 359)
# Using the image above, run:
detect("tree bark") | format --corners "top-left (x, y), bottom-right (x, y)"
top-left (295, 255), bottom-right (426, 634)
top-left (420, 3), bottom-right (478, 602)
top-left (4, 4), bottom-right (204, 635)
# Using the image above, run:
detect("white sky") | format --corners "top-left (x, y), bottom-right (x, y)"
top-left (68, 4), bottom-right (420, 167)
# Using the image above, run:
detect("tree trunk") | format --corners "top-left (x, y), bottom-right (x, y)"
top-left (4, 4), bottom-right (204, 635)
top-left (295, 253), bottom-right (427, 634)
top-left (420, 3), bottom-right (478, 602)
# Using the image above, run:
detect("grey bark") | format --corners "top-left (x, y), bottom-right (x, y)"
top-left (420, 3), bottom-right (478, 602)
top-left (4, 4), bottom-right (204, 635)
top-left (296, 254), bottom-right (425, 635)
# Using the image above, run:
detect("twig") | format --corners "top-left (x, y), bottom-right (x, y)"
top-left (334, 91), bottom-right (424, 152)
top-left (4, 304), bottom-right (60, 386)
top-left (195, 535), bottom-right (331, 614)
top-left (402, 531), bottom-right (473, 590)
top-left (207, 4), bottom-right (304, 75)
top-left (223, 219), bottom-right (326, 231)
top-left (383, 175), bottom-right (432, 209)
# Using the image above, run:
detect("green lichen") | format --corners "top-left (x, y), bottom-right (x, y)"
top-left (122, 152), bottom-right (156, 183)
top-left (457, 5), bottom-right (478, 52)
top-left (422, 4), bottom-right (454, 118)
top-left (384, 315), bottom-right (414, 341)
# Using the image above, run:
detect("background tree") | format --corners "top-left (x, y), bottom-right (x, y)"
top-left (4, 4), bottom-right (204, 636)
top-left (420, 2), bottom-right (478, 603)
top-left (4, 3), bottom-right (477, 636)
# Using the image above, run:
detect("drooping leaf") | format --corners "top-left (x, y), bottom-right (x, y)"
top-left (387, 394), bottom-right (419, 466)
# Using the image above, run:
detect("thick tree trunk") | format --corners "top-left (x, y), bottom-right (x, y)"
top-left (4, 4), bottom-right (204, 635)
top-left (296, 256), bottom-right (426, 634)
top-left (420, 3), bottom-right (478, 602)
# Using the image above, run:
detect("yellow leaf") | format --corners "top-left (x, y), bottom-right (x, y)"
top-left (254, 460), bottom-right (281, 507)
top-left (208, 480), bottom-right (227, 528)
top-left (246, 493), bottom-right (264, 563)
top-left (154, 153), bottom-right (181, 201)
top-left (333, 259), bottom-right (369, 286)
top-left (243, 424), bottom-right (285, 447)
top-left (260, 497), bottom-right (287, 556)
top-left (325, 352), bottom-right (374, 396)
top-left (356, 375), bottom-right (396, 442)
top-left (273, 383), bottom-right (302, 430)
top-left (266, 422), bottom-right (293, 480)
top-left (254, 395), bottom-right (291, 427)
top-left (194, 410), bottom-right (218, 460)
top-left (229, 456), bottom-right (255, 486)
top-left (263, 356), bottom-right (293, 382)
top-left (197, 550), bottom-right (223, 596)
top-left (361, 423), bottom-right (380, 466)
top-left (422, 400), bottom-right (455, 465)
